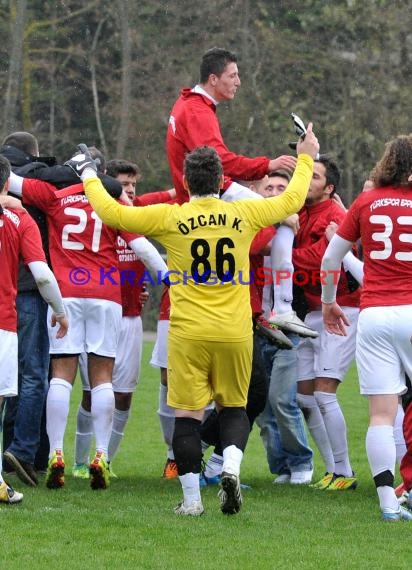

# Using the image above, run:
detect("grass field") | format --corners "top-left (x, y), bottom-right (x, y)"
top-left (2, 342), bottom-right (412, 569)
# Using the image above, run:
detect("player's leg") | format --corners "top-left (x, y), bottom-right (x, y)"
top-left (0, 331), bottom-right (23, 503)
top-left (269, 226), bottom-right (318, 338)
top-left (46, 354), bottom-right (78, 488)
top-left (358, 306), bottom-right (412, 521)
top-left (46, 297), bottom-right (84, 489)
top-left (151, 319), bottom-right (177, 478)
top-left (108, 316), bottom-right (143, 473)
top-left (313, 307), bottom-right (359, 489)
top-left (85, 298), bottom-right (121, 490)
top-left (73, 353), bottom-right (92, 478)
top-left (168, 335), bottom-right (211, 516)
top-left (296, 320), bottom-right (334, 482)
top-left (213, 338), bottom-right (252, 515)
top-left (267, 334), bottom-right (314, 484)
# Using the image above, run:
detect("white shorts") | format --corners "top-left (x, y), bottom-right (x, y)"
top-left (150, 319), bottom-right (169, 369)
top-left (297, 307), bottom-right (359, 382)
top-left (356, 306), bottom-right (412, 396)
top-left (48, 297), bottom-right (122, 357)
top-left (0, 330), bottom-right (18, 397)
top-left (79, 316), bottom-right (143, 393)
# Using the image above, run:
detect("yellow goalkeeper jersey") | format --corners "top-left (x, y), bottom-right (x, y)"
top-left (84, 153), bottom-right (313, 341)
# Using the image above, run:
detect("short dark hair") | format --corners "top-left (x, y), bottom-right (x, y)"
top-left (106, 159), bottom-right (141, 180)
top-left (2, 131), bottom-right (39, 156)
top-left (200, 48), bottom-right (237, 83)
top-left (184, 146), bottom-right (223, 196)
top-left (268, 169), bottom-right (291, 183)
top-left (315, 154), bottom-right (340, 196)
top-left (88, 146), bottom-right (106, 173)
top-left (0, 155), bottom-right (11, 191)
top-left (370, 135), bottom-right (412, 188)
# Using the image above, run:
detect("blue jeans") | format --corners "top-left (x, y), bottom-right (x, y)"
top-left (256, 333), bottom-right (313, 474)
top-left (3, 292), bottom-right (50, 465)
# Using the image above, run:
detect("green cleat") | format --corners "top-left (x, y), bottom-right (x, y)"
top-left (72, 463), bottom-right (90, 479)
top-left (310, 472), bottom-right (333, 490)
top-left (326, 473), bottom-right (358, 491)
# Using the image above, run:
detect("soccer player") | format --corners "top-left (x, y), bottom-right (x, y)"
top-left (73, 159), bottom-right (168, 477)
top-left (294, 155), bottom-right (361, 489)
top-left (167, 47), bottom-right (297, 205)
top-left (7, 158), bottom-right (168, 491)
top-left (78, 123), bottom-right (319, 516)
top-left (321, 133), bottom-right (412, 521)
top-left (0, 155), bottom-right (68, 503)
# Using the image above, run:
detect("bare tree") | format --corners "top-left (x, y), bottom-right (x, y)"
top-left (2, 0), bottom-right (28, 138)
top-left (115, 0), bottom-right (132, 158)
top-left (89, 18), bottom-right (108, 157)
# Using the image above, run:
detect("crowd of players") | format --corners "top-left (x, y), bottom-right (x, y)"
top-left (0, 47), bottom-right (412, 521)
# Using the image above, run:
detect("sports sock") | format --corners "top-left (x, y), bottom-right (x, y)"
top-left (204, 453), bottom-right (223, 478)
top-left (297, 392), bottom-right (335, 473)
top-left (108, 408), bottom-right (130, 461)
top-left (179, 472), bottom-right (201, 504)
top-left (270, 225), bottom-right (295, 315)
top-left (218, 407), bottom-right (249, 476)
top-left (222, 445), bottom-right (243, 477)
top-left (366, 424), bottom-right (398, 511)
top-left (173, 417), bottom-right (202, 477)
top-left (314, 391), bottom-right (352, 477)
top-left (218, 407), bottom-right (250, 452)
top-left (46, 378), bottom-right (72, 454)
top-left (394, 403), bottom-right (406, 464)
top-left (91, 382), bottom-right (114, 457)
top-left (74, 404), bottom-right (93, 464)
top-left (157, 384), bottom-right (175, 449)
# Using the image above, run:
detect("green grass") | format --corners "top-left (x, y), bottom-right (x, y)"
top-left (2, 343), bottom-right (412, 569)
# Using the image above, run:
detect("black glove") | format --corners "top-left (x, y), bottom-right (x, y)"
top-left (64, 144), bottom-right (97, 178)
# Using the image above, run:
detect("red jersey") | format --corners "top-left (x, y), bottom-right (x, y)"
top-left (133, 190), bottom-right (174, 207)
top-left (337, 187), bottom-right (412, 309)
top-left (0, 207), bottom-right (46, 332)
top-left (22, 180), bottom-right (136, 303)
top-left (167, 88), bottom-right (269, 204)
top-left (293, 199), bottom-right (360, 311)
top-left (116, 234), bottom-right (146, 317)
top-left (158, 286), bottom-right (171, 321)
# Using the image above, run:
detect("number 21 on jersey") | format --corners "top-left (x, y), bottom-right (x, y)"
top-left (62, 207), bottom-right (103, 252)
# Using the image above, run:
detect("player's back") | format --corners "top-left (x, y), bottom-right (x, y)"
top-left (23, 180), bottom-right (124, 303)
top-left (340, 186), bottom-right (412, 308)
top-left (0, 207), bottom-right (45, 332)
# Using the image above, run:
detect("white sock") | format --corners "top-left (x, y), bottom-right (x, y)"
top-left (271, 225), bottom-right (295, 315)
top-left (108, 408), bottom-right (130, 461)
top-left (91, 383), bottom-right (114, 456)
top-left (204, 453), bottom-right (223, 478)
top-left (394, 403), bottom-right (406, 464)
top-left (75, 404), bottom-right (93, 464)
top-left (366, 425), bottom-right (398, 511)
top-left (297, 393), bottom-right (335, 473)
top-left (46, 378), bottom-right (72, 455)
top-left (314, 391), bottom-right (352, 477)
top-left (222, 445), bottom-right (243, 477)
top-left (179, 472), bottom-right (201, 504)
top-left (157, 384), bottom-right (175, 451)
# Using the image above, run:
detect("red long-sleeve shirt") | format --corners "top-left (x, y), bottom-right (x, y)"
top-left (166, 88), bottom-right (270, 204)
top-left (293, 199), bottom-right (360, 311)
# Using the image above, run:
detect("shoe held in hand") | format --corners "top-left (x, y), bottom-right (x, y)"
top-left (64, 143), bottom-right (97, 178)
